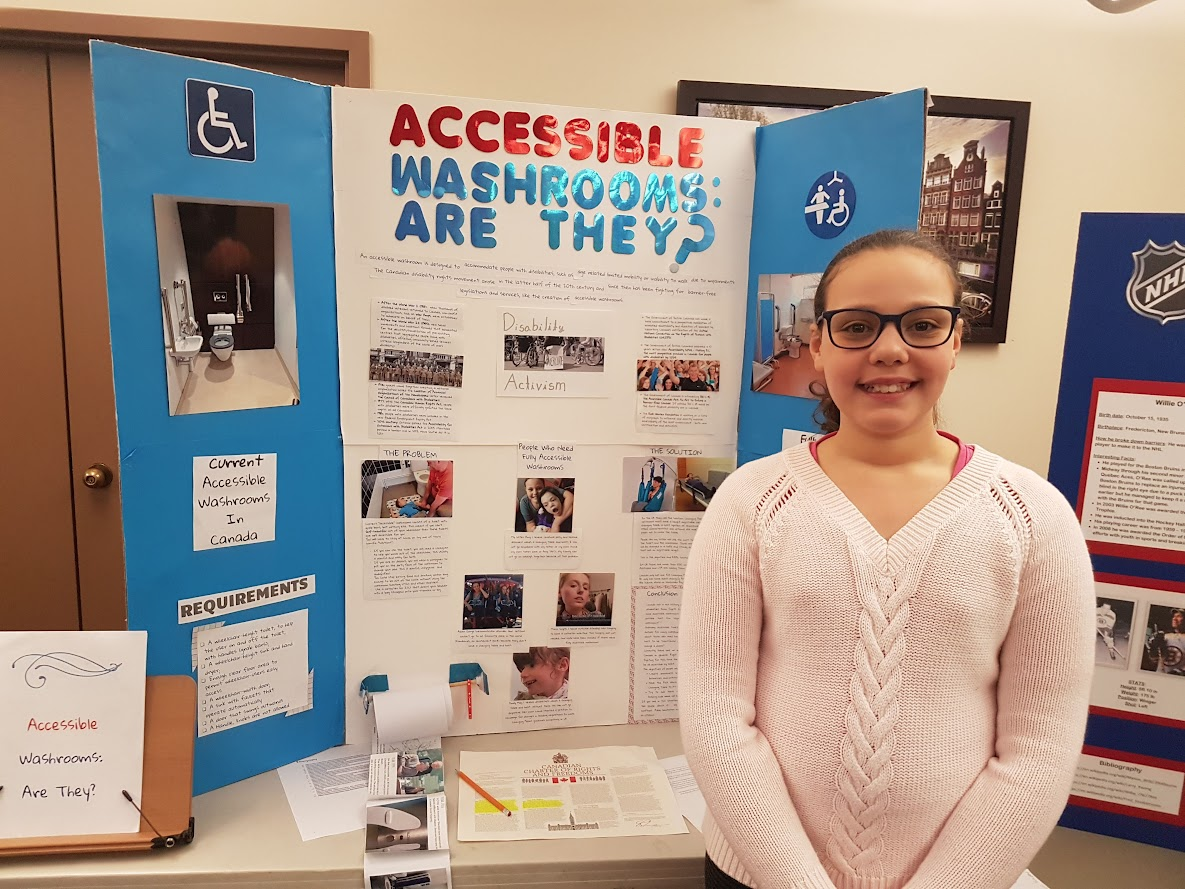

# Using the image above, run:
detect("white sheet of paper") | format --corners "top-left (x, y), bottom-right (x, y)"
top-left (1012, 872), bottom-right (1050, 889)
top-left (364, 847), bottom-right (452, 886)
top-left (658, 754), bottom-right (706, 832)
top-left (0, 631), bottom-right (147, 839)
top-left (782, 427), bottom-right (823, 450)
top-left (276, 744), bottom-right (371, 841)
top-left (196, 610), bottom-right (309, 736)
top-left (193, 453), bottom-right (277, 551)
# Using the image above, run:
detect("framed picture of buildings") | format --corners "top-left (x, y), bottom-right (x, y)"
top-left (676, 82), bottom-right (1030, 344)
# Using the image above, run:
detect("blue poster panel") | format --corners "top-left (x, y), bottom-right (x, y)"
top-left (738, 90), bottom-right (927, 463)
top-left (1049, 213), bottom-right (1185, 851)
top-left (91, 42), bottom-right (344, 793)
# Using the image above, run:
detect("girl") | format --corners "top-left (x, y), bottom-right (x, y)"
top-left (678, 230), bottom-right (1094, 889)
top-left (535, 483), bottom-right (574, 533)
top-left (556, 572), bottom-right (607, 624)
top-left (513, 647), bottom-right (570, 700)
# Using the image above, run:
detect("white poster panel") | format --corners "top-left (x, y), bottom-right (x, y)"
top-left (332, 88), bottom-right (755, 447)
top-left (335, 89), bottom-right (755, 744)
top-left (344, 441), bottom-right (733, 742)
top-left (0, 631), bottom-right (147, 839)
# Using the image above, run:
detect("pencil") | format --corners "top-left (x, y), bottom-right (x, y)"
top-left (455, 768), bottom-right (513, 817)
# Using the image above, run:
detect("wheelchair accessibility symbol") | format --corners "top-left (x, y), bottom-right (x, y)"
top-left (186, 79), bottom-right (255, 162)
top-left (803, 170), bottom-right (856, 239)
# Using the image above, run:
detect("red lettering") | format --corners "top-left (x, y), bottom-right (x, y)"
top-left (614, 122), bottom-right (644, 164)
top-left (565, 118), bottom-right (592, 160)
top-left (503, 110), bottom-right (531, 155)
top-left (533, 115), bottom-right (561, 158)
top-left (427, 105), bottom-right (463, 149)
top-left (466, 109), bottom-right (500, 153)
top-left (647, 125), bottom-right (673, 167)
top-left (597, 121), bottom-right (610, 163)
top-left (388, 104), bottom-right (426, 148)
top-left (678, 127), bottom-right (704, 169)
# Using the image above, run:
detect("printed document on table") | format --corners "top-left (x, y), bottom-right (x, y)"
top-left (277, 743), bottom-right (371, 841)
top-left (658, 754), bottom-right (706, 832)
top-left (456, 746), bottom-right (687, 841)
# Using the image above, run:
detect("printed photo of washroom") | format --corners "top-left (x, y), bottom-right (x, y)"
top-left (361, 459), bottom-right (454, 519)
top-left (751, 272), bottom-right (824, 397)
top-left (153, 195), bottom-right (301, 415)
top-left (674, 457), bottom-right (734, 511)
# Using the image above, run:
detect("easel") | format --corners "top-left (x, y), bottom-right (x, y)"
top-left (0, 675), bottom-right (197, 857)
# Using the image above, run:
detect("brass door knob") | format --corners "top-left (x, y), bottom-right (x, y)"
top-left (83, 463), bottom-right (113, 489)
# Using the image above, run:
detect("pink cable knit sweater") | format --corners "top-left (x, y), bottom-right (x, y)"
top-left (678, 443), bottom-right (1095, 889)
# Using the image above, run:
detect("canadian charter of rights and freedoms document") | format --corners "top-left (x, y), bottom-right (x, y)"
top-left (456, 746), bottom-right (687, 841)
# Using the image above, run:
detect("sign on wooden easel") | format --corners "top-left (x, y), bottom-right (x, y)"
top-left (0, 632), bottom-right (147, 839)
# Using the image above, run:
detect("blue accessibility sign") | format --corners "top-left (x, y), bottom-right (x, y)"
top-left (185, 79), bottom-right (255, 162)
top-left (803, 170), bottom-right (856, 239)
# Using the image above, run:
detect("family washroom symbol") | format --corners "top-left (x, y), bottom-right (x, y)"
top-left (803, 170), bottom-right (856, 239)
top-left (1126, 240), bottom-right (1185, 324)
top-left (186, 79), bottom-right (255, 162)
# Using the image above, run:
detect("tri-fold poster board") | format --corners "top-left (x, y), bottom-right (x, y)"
top-left (89, 42), bottom-right (1182, 854)
top-left (1048, 213), bottom-right (1185, 852)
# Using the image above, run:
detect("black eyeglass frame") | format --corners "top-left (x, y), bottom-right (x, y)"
top-left (817, 306), bottom-right (962, 350)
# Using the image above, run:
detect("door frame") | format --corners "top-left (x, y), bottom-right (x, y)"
top-left (0, 9), bottom-right (370, 86)
top-left (0, 10), bottom-right (368, 630)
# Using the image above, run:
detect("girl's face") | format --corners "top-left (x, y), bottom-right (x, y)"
top-left (541, 491), bottom-right (563, 517)
top-left (520, 657), bottom-right (568, 697)
top-left (559, 574), bottom-right (591, 614)
top-left (809, 248), bottom-right (961, 441)
top-left (524, 478), bottom-right (544, 506)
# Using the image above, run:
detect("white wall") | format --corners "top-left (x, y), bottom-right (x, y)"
top-left (273, 205), bottom-right (299, 394)
top-left (151, 194), bottom-right (192, 414)
top-left (31, 0), bottom-right (1185, 473)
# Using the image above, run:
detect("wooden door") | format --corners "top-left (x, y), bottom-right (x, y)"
top-left (0, 48), bottom-right (82, 630)
top-left (0, 11), bottom-right (368, 631)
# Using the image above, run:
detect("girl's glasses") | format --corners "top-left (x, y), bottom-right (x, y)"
top-left (818, 306), bottom-right (961, 349)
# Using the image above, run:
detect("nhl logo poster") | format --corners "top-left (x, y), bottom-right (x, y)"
top-left (1049, 212), bottom-right (1185, 852)
top-left (1126, 240), bottom-right (1185, 325)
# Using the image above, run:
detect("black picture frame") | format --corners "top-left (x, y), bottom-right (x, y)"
top-left (676, 81), bottom-right (1030, 344)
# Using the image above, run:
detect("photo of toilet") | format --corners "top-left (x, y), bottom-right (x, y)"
top-left (750, 272), bottom-right (825, 398)
top-left (153, 195), bottom-right (301, 415)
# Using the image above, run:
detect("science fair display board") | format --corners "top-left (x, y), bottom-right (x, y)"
top-left (333, 87), bottom-right (929, 743)
top-left (92, 41), bottom-right (929, 790)
top-left (92, 43), bottom-right (343, 794)
top-left (738, 97), bottom-right (927, 464)
top-left (1049, 212), bottom-right (1185, 852)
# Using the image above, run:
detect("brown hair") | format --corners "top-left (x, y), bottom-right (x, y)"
top-left (556, 572), bottom-right (591, 617)
top-left (809, 230), bottom-right (962, 434)
top-left (513, 646), bottom-right (571, 674)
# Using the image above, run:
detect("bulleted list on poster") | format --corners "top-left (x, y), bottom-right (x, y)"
top-left (456, 746), bottom-right (687, 841)
top-left (1080, 387), bottom-right (1185, 555)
